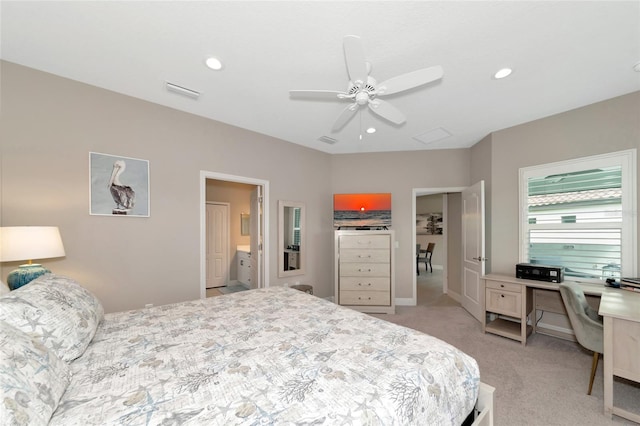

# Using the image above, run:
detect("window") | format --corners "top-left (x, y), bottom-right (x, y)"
top-left (519, 150), bottom-right (637, 282)
top-left (293, 207), bottom-right (301, 246)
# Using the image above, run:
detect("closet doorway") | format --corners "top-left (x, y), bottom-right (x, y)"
top-left (200, 171), bottom-right (269, 299)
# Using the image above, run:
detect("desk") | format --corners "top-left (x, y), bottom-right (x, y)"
top-left (599, 290), bottom-right (640, 423)
top-left (482, 274), bottom-right (605, 346)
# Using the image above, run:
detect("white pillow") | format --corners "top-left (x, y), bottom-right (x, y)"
top-left (0, 274), bottom-right (104, 362)
top-left (0, 320), bottom-right (71, 424)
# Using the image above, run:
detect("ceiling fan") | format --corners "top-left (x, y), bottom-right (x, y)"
top-left (290, 35), bottom-right (443, 132)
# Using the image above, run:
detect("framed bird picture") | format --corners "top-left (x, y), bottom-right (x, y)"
top-left (89, 152), bottom-right (150, 217)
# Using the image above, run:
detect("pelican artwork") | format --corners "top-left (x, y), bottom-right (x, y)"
top-left (108, 160), bottom-right (135, 214)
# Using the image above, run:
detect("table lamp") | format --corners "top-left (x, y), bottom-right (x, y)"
top-left (0, 226), bottom-right (66, 290)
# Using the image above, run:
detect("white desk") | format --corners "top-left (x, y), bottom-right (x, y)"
top-left (599, 289), bottom-right (640, 423)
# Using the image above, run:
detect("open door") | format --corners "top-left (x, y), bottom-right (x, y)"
top-left (249, 186), bottom-right (262, 289)
top-left (461, 180), bottom-right (486, 322)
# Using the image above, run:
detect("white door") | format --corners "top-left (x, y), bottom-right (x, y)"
top-left (249, 186), bottom-right (262, 289)
top-left (206, 203), bottom-right (229, 288)
top-left (461, 181), bottom-right (486, 322)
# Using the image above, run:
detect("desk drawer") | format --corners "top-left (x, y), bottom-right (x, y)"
top-left (486, 288), bottom-right (521, 317)
top-left (486, 280), bottom-right (521, 293)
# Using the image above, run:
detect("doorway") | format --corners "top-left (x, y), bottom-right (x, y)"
top-left (412, 182), bottom-right (486, 321)
top-left (199, 171), bottom-right (269, 299)
top-left (413, 187), bottom-right (466, 306)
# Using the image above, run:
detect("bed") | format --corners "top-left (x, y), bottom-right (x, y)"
top-left (0, 274), bottom-right (494, 425)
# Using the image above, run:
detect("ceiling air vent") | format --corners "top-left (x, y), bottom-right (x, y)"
top-left (318, 136), bottom-right (338, 145)
top-left (165, 81), bottom-right (200, 100)
top-left (413, 127), bottom-right (452, 145)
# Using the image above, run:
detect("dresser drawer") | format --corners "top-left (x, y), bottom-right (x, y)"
top-left (340, 290), bottom-right (390, 306)
top-left (340, 248), bottom-right (389, 263)
top-left (339, 277), bottom-right (389, 292)
top-left (340, 262), bottom-right (390, 277)
top-left (486, 280), bottom-right (521, 293)
top-left (486, 288), bottom-right (521, 317)
top-left (339, 234), bottom-right (390, 249)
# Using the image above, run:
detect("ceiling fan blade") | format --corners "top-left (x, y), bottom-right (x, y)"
top-left (289, 90), bottom-right (349, 100)
top-left (331, 103), bottom-right (359, 132)
top-left (377, 65), bottom-right (444, 96)
top-left (368, 99), bottom-right (406, 125)
top-left (343, 35), bottom-right (368, 87)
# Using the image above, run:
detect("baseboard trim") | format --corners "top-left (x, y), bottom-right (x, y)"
top-left (395, 297), bottom-right (414, 306)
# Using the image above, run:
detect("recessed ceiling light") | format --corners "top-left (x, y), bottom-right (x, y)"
top-left (366, 127), bottom-right (376, 134)
top-left (494, 68), bottom-right (512, 79)
top-left (205, 57), bottom-right (223, 70)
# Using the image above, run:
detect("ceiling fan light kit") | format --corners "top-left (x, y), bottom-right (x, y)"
top-left (290, 35), bottom-right (444, 138)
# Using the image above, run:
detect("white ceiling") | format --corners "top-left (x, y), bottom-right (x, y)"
top-left (2, 1), bottom-right (639, 154)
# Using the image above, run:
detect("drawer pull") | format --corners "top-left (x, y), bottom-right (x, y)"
top-left (358, 282), bottom-right (372, 287)
top-left (358, 268), bottom-right (372, 272)
top-left (500, 284), bottom-right (505, 288)
top-left (358, 297), bottom-right (372, 300)
top-left (501, 294), bottom-right (505, 298)
top-left (358, 255), bottom-right (372, 258)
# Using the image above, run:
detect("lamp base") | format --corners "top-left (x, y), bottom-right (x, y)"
top-left (7, 264), bottom-right (51, 290)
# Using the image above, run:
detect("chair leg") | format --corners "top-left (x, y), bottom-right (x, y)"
top-left (588, 351), bottom-right (600, 395)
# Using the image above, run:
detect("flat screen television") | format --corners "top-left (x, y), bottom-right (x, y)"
top-left (333, 193), bottom-right (391, 229)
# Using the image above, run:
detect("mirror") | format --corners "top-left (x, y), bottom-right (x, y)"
top-left (240, 213), bottom-right (250, 236)
top-left (278, 200), bottom-right (305, 278)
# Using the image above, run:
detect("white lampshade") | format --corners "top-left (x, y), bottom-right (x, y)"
top-left (0, 226), bottom-right (66, 263)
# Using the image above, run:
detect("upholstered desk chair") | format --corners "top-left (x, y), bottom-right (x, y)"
top-left (417, 243), bottom-right (435, 275)
top-left (559, 282), bottom-right (604, 395)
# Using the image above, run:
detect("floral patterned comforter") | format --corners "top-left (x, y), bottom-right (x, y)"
top-left (50, 287), bottom-right (479, 425)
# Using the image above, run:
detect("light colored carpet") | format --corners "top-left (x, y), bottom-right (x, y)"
top-left (372, 270), bottom-right (640, 425)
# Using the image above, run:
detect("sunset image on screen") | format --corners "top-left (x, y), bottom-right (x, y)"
top-left (333, 193), bottom-right (391, 228)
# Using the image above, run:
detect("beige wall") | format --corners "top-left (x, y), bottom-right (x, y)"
top-left (1, 60), bottom-right (638, 312)
top-left (0, 61), bottom-right (334, 312)
top-left (486, 91), bottom-right (640, 275)
top-left (330, 150), bottom-right (471, 299)
top-left (446, 193), bottom-right (462, 296)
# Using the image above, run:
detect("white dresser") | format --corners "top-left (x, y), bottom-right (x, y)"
top-left (334, 230), bottom-right (395, 314)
